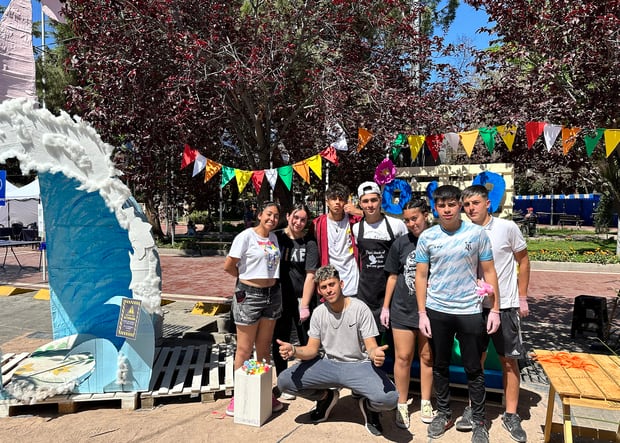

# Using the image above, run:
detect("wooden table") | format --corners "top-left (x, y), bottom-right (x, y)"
top-left (534, 349), bottom-right (620, 442)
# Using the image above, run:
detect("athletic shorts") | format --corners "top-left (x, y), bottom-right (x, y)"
top-left (483, 308), bottom-right (524, 359)
top-left (391, 321), bottom-right (418, 331)
top-left (232, 282), bottom-right (282, 326)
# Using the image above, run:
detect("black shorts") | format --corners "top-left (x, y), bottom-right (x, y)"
top-left (483, 308), bottom-right (524, 359)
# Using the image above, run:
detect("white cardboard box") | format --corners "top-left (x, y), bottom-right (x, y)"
top-left (233, 367), bottom-right (272, 427)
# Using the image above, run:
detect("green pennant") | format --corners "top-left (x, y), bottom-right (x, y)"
top-left (278, 165), bottom-right (293, 190)
top-left (479, 127), bottom-right (498, 154)
top-left (221, 166), bottom-right (235, 188)
top-left (583, 128), bottom-right (605, 157)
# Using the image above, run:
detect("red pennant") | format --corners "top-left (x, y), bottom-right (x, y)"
top-left (425, 134), bottom-right (444, 161)
top-left (180, 144), bottom-right (198, 169)
top-left (251, 170), bottom-right (265, 193)
top-left (320, 146), bottom-right (339, 166)
top-left (525, 121), bottom-right (546, 149)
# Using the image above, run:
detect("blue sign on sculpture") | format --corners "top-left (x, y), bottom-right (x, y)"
top-left (0, 170), bottom-right (5, 206)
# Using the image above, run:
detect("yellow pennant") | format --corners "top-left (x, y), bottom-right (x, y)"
top-left (407, 135), bottom-right (425, 160)
top-left (293, 161), bottom-right (311, 184)
top-left (605, 129), bottom-right (620, 157)
top-left (459, 129), bottom-right (480, 157)
top-left (234, 169), bottom-right (253, 193)
top-left (497, 125), bottom-right (517, 151)
top-left (204, 158), bottom-right (222, 183)
top-left (561, 127), bottom-right (581, 155)
top-left (306, 154), bottom-right (323, 179)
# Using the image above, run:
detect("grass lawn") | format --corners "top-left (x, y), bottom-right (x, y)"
top-left (527, 228), bottom-right (619, 264)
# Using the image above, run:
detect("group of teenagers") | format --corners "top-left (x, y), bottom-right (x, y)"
top-left (223, 180), bottom-right (530, 443)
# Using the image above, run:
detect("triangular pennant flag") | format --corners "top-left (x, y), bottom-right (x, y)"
top-left (41, 0), bottom-right (66, 23)
top-left (479, 127), bottom-right (498, 154)
top-left (561, 127), bottom-right (581, 155)
top-left (425, 134), bottom-right (444, 161)
top-left (221, 166), bottom-right (236, 188)
top-left (307, 154), bottom-right (323, 179)
top-left (204, 159), bottom-right (222, 183)
top-left (497, 125), bottom-right (517, 151)
top-left (293, 161), bottom-right (311, 184)
top-left (407, 135), bottom-right (425, 160)
top-left (328, 122), bottom-right (348, 151)
top-left (192, 153), bottom-right (207, 177)
top-left (525, 121), bottom-right (546, 149)
top-left (180, 143), bottom-right (198, 169)
top-left (543, 124), bottom-right (562, 152)
top-left (357, 127), bottom-right (373, 152)
top-left (320, 146), bottom-right (339, 166)
top-left (235, 169), bottom-right (253, 193)
top-left (459, 129), bottom-right (479, 157)
top-left (583, 128), bottom-right (605, 157)
top-left (277, 165), bottom-right (293, 190)
top-left (251, 170), bottom-right (265, 194)
top-left (604, 129), bottom-right (620, 158)
top-left (265, 168), bottom-right (278, 190)
top-left (444, 132), bottom-right (460, 153)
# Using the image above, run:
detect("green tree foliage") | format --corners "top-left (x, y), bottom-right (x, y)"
top-left (64, 0), bottom-right (468, 236)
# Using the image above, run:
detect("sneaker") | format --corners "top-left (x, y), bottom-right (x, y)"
top-left (471, 420), bottom-right (489, 443)
top-left (351, 391), bottom-right (362, 399)
top-left (395, 403), bottom-right (410, 429)
top-left (502, 413), bottom-right (527, 442)
top-left (455, 405), bottom-right (473, 431)
top-left (427, 412), bottom-right (454, 439)
top-left (358, 398), bottom-right (383, 436)
top-left (272, 395), bottom-right (284, 413)
top-left (226, 397), bottom-right (234, 416)
top-left (280, 392), bottom-right (297, 400)
top-left (421, 400), bottom-right (436, 424)
top-left (310, 389), bottom-right (339, 423)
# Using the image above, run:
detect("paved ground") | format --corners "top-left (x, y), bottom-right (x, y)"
top-left (1, 246), bottom-right (620, 442)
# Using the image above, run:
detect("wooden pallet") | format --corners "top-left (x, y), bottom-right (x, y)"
top-left (1, 351), bottom-right (30, 387)
top-left (141, 343), bottom-right (234, 408)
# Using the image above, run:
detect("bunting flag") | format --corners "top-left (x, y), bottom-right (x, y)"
top-left (292, 161), bottom-right (311, 184)
top-left (479, 127), bottom-right (497, 154)
top-left (251, 170), bottom-right (265, 194)
top-left (319, 146), bottom-right (339, 166)
top-left (234, 169), bottom-right (253, 193)
top-left (604, 129), bottom-right (620, 158)
top-left (562, 127), bottom-right (581, 155)
top-left (328, 122), bottom-right (348, 151)
top-left (221, 166), bottom-right (236, 188)
top-left (497, 125), bottom-right (517, 151)
top-left (204, 158), bottom-right (222, 183)
top-left (583, 128), bottom-right (605, 157)
top-left (444, 132), bottom-right (460, 154)
top-left (543, 124), bottom-right (562, 152)
top-left (391, 133), bottom-right (407, 159)
top-left (278, 165), bottom-right (293, 190)
top-left (407, 135), bottom-right (425, 160)
top-left (180, 144), bottom-right (198, 169)
top-left (306, 154), bottom-right (323, 179)
top-left (357, 127), bottom-right (373, 152)
top-left (41, 0), bottom-right (66, 23)
top-left (192, 153), bottom-right (207, 177)
top-left (460, 129), bottom-right (479, 157)
top-left (525, 121), bottom-right (546, 149)
top-left (425, 134), bottom-right (444, 161)
top-left (265, 168), bottom-right (278, 190)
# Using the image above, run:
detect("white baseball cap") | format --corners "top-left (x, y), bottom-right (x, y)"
top-left (357, 181), bottom-right (381, 198)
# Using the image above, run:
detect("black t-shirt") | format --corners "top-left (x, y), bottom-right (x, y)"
top-left (275, 230), bottom-right (319, 308)
top-left (383, 232), bottom-right (420, 328)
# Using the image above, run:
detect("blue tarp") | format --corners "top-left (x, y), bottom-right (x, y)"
top-left (514, 194), bottom-right (600, 225)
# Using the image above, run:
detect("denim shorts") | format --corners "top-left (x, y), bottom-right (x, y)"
top-left (232, 282), bottom-right (282, 326)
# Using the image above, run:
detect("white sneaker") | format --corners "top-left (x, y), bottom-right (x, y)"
top-left (420, 400), bottom-right (436, 424)
top-left (395, 403), bottom-right (410, 429)
top-left (280, 392), bottom-right (297, 400)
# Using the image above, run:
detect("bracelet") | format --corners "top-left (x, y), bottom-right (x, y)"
top-left (291, 345), bottom-right (296, 358)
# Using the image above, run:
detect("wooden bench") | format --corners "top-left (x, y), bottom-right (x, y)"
top-left (558, 214), bottom-right (583, 228)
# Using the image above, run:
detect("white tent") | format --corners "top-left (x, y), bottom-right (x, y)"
top-left (0, 178), bottom-right (40, 227)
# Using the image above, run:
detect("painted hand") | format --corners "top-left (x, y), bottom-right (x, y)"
top-left (299, 306), bottom-right (310, 322)
top-left (418, 311), bottom-right (432, 338)
top-left (380, 307), bottom-right (390, 328)
top-left (487, 311), bottom-right (501, 334)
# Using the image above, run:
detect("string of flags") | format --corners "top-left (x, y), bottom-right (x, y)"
top-left (181, 122), bottom-right (620, 193)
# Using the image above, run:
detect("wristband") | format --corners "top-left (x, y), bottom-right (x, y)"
top-left (291, 344), bottom-right (296, 357)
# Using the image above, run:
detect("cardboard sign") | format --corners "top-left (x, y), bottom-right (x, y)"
top-left (116, 298), bottom-right (142, 340)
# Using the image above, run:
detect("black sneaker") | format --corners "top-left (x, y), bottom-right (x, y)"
top-left (427, 412), bottom-right (454, 439)
top-left (471, 420), bottom-right (489, 443)
top-left (358, 398), bottom-right (383, 436)
top-left (502, 413), bottom-right (527, 442)
top-left (455, 405), bottom-right (473, 431)
top-left (310, 389), bottom-right (339, 423)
